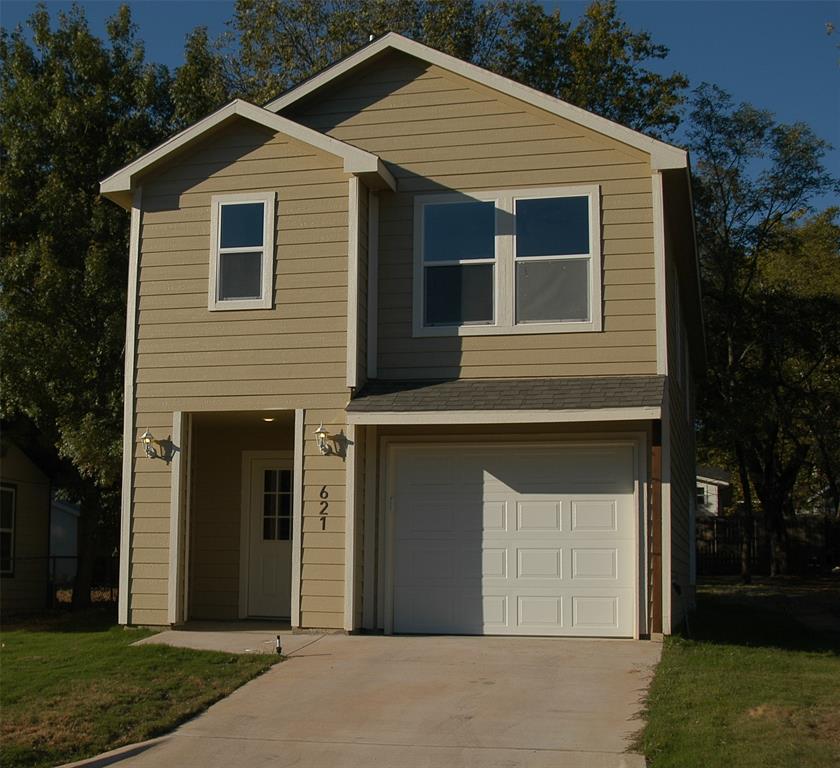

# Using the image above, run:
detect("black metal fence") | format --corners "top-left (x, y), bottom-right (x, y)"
top-left (697, 516), bottom-right (840, 576)
top-left (48, 554), bottom-right (119, 606)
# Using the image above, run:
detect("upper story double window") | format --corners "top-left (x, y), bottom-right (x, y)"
top-left (208, 192), bottom-right (276, 311)
top-left (413, 185), bottom-right (602, 336)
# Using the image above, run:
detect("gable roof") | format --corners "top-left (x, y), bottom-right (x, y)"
top-left (265, 32), bottom-right (688, 171)
top-left (100, 99), bottom-right (395, 209)
top-left (696, 466), bottom-right (731, 485)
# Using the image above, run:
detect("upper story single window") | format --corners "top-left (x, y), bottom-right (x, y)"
top-left (208, 192), bottom-right (276, 311)
top-left (413, 185), bottom-right (602, 336)
top-left (0, 483), bottom-right (15, 576)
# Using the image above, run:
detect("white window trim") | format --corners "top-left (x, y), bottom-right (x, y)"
top-left (208, 191), bottom-right (276, 311)
top-left (412, 184), bottom-right (602, 337)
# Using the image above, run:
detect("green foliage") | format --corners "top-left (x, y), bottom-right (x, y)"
top-left (690, 83), bottom-right (840, 566)
top-left (171, 26), bottom-right (232, 127)
top-left (223, 0), bottom-right (687, 136)
top-left (561, 0), bottom-right (688, 137)
top-left (0, 4), bottom-right (174, 590)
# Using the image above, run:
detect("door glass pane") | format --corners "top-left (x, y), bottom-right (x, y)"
top-left (279, 470), bottom-right (291, 493)
top-left (516, 196), bottom-right (589, 257)
top-left (279, 493), bottom-right (291, 516)
top-left (219, 251), bottom-right (262, 300)
top-left (263, 494), bottom-right (276, 517)
top-left (425, 264), bottom-right (493, 325)
top-left (424, 201), bottom-right (495, 262)
top-left (264, 470), bottom-right (277, 493)
top-left (220, 202), bottom-right (264, 248)
top-left (263, 517), bottom-right (276, 540)
top-left (278, 518), bottom-right (291, 541)
top-left (516, 258), bottom-right (589, 322)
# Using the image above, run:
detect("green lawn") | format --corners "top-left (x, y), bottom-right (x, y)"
top-left (637, 579), bottom-right (840, 768)
top-left (0, 608), bottom-right (279, 768)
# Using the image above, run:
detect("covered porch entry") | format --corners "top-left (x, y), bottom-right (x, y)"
top-left (168, 410), bottom-right (303, 625)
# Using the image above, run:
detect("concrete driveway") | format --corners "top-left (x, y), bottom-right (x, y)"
top-left (70, 634), bottom-right (659, 768)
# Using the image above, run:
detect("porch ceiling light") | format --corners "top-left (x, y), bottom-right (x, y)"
top-left (314, 423), bottom-right (332, 455)
top-left (262, 417), bottom-right (275, 422)
top-left (140, 429), bottom-right (159, 459)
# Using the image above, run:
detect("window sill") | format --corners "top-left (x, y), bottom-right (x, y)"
top-left (412, 319), bottom-right (602, 337)
top-left (208, 297), bottom-right (272, 312)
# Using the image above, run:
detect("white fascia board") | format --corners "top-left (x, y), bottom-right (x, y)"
top-left (696, 476), bottom-right (730, 487)
top-left (346, 406), bottom-right (660, 426)
top-left (265, 33), bottom-right (687, 171)
top-left (100, 100), bottom-right (393, 209)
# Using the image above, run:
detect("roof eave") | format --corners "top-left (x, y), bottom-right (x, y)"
top-left (99, 99), bottom-right (395, 209)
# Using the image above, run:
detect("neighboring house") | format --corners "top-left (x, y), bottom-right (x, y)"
top-left (0, 439), bottom-right (50, 614)
top-left (50, 498), bottom-right (80, 585)
top-left (696, 466), bottom-right (732, 518)
top-left (101, 34), bottom-right (703, 637)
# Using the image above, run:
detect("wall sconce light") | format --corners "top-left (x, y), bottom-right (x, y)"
top-left (140, 429), bottom-right (160, 459)
top-left (314, 423), bottom-right (332, 455)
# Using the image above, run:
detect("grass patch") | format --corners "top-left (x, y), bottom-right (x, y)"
top-left (637, 579), bottom-right (840, 768)
top-left (0, 608), bottom-right (279, 768)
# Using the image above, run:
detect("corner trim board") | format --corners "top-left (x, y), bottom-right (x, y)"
top-left (167, 411), bottom-right (184, 625)
top-left (119, 186), bottom-right (142, 625)
top-left (291, 409), bottom-right (304, 627)
top-left (347, 177), bottom-right (360, 388)
top-left (362, 426), bottom-right (378, 629)
top-left (343, 422), bottom-right (357, 630)
top-left (366, 192), bottom-right (379, 381)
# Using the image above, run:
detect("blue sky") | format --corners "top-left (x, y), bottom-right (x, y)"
top-left (2, 0), bottom-right (839, 201)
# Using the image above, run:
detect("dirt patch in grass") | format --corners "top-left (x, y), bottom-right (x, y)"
top-left (636, 579), bottom-right (840, 768)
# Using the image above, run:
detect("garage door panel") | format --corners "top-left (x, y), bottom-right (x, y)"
top-left (397, 496), bottom-right (511, 534)
top-left (571, 547), bottom-right (617, 580)
top-left (516, 501), bottom-right (562, 531)
top-left (392, 444), bottom-right (638, 637)
top-left (516, 547), bottom-right (562, 579)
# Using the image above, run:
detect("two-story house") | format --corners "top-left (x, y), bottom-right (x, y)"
top-left (101, 33), bottom-right (703, 638)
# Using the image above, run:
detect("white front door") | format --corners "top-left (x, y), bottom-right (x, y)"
top-left (391, 443), bottom-right (639, 637)
top-left (247, 459), bottom-right (293, 618)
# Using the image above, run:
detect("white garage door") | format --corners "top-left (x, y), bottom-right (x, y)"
top-left (391, 443), bottom-right (638, 637)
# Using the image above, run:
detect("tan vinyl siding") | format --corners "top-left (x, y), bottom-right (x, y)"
top-left (0, 444), bottom-right (50, 615)
top-left (299, 408), bottom-right (347, 628)
top-left (665, 256), bottom-right (694, 631)
top-left (128, 120), bottom-right (352, 626)
top-left (285, 51), bottom-right (656, 379)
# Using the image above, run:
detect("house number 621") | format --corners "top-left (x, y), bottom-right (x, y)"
top-left (319, 486), bottom-right (329, 530)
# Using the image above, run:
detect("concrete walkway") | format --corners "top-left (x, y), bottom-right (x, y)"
top-left (69, 633), bottom-right (660, 768)
top-left (132, 621), bottom-right (323, 656)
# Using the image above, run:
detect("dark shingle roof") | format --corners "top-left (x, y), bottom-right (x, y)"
top-left (347, 376), bottom-right (666, 413)
top-left (696, 465), bottom-right (731, 484)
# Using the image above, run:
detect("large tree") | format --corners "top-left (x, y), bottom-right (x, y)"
top-left (195, 0), bottom-right (687, 137)
top-left (689, 83), bottom-right (839, 576)
top-left (0, 4), bottom-right (173, 605)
